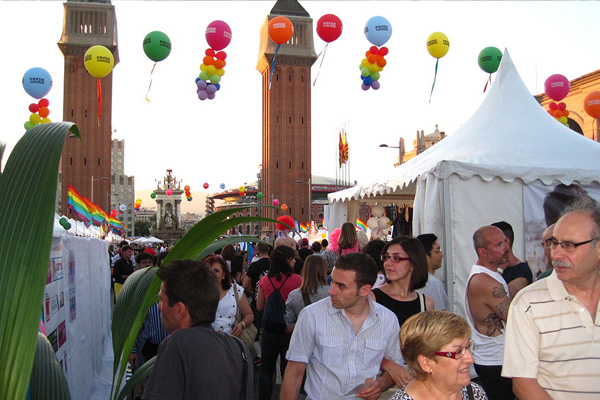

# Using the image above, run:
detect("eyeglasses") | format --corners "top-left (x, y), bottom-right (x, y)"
top-left (545, 238), bottom-right (599, 252)
top-left (381, 254), bottom-right (410, 263)
top-left (435, 340), bottom-right (474, 360)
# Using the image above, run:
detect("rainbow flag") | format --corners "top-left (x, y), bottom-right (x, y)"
top-left (67, 185), bottom-right (92, 227)
top-left (299, 222), bottom-right (308, 233)
top-left (356, 218), bottom-right (368, 232)
top-left (108, 217), bottom-right (127, 236)
top-left (82, 196), bottom-right (108, 227)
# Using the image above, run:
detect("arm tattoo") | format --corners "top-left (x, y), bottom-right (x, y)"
top-left (494, 296), bottom-right (510, 319)
top-left (483, 313), bottom-right (503, 336)
top-left (492, 286), bottom-right (507, 298)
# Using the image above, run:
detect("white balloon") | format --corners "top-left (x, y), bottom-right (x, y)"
top-left (367, 217), bottom-right (379, 230)
top-left (372, 204), bottom-right (385, 218)
top-left (371, 228), bottom-right (384, 239)
top-left (378, 216), bottom-right (391, 229)
top-left (119, 204), bottom-right (126, 212)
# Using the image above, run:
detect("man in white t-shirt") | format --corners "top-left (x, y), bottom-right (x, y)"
top-left (416, 233), bottom-right (449, 310)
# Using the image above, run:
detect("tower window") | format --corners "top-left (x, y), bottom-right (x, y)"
top-left (289, 117), bottom-right (292, 124)
top-left (85, 110), bottom-right (88, 118)
top-left (302, 162), bottom-right (304, 169)
top-left (301, 117), bottom-right (304, 124)
top-left (276, 116), bottom-right (279, 123)
top-left (84, 158), bottom-right (87, 165)
top-left (70, 158), bottom-right (73, 165)
top-left (289, 74), bottom-right (292, 82)
top-left (301, 75), bottom-right (304, 83)
top-left (71, 110), bottom-right (74, 117)
top-left (289, 161), bottom-right (292, 169)
top-left (98, 158), bottom-right (101, 165)
top-left (276, 161), bottom-right (279, 168)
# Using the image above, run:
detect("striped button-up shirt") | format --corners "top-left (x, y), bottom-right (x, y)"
top-left (286, 296), bottom-right (402, 400)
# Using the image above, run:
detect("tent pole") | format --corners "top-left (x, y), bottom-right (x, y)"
top-left (442, 177), bottom-right (454, 313)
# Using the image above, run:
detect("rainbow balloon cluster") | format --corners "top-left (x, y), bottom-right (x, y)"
top-left (22, 67), bottom-right (53, 130)
top-left (544, 74), bottom-right (570, 127)
top-left (239, 185), bottom-right (246, 199)
top-left (134, 198), bottom-right (142, 211)
top-left (359, 46), bottom-right (388, 91)
top-left (196, 20), bottom-right (231, 101)
top-left (547, 102), bottom-right (569, 126)
top-left (184, 185), bottom-right (193, 202)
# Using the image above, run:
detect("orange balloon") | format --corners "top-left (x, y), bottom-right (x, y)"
top-left (562, 110), bottom-right (570, 117)
top-left (553, 110), bottom-right (563, 118)
top-left (281, 204), bottom-right (288, 211)
top-left (367, 54), bottom-right (377, 64)
top-left (377, 58), bottom-right (387, 68)
top-left (203, 56), bottom-right (215, 65)
top-left (268, 16), bottom-right (294, 45)
top-left (584, 91), bottom-right (600, 119)
top-left (39, 107), bottom-right (50, 118)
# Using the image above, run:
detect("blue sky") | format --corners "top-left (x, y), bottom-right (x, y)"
top-left (2, 1), bottom-right (600, 195)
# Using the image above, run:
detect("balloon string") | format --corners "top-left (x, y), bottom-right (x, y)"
top-left (268, 44), bottom-right (280, 90)
top-left (145, 62), bottom-right (157, 102)
top-left (97, 78), bottom-right (102, 126)
top-left (313, 43), bottom-right (329, 86)
top-left (428, 59), bottom-right (439, 103)
top-left (483, 74), bottom-right (492, 93)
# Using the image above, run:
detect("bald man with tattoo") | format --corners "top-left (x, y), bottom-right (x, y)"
top-left (465, 226), bottom-right (514, 400)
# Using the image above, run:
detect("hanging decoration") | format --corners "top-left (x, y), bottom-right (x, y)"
top-left (478, 47), bottom-right (502, 92)
top-left (366, 203), bottom-right (392, 239)
top-left (22, 68), bottom-right (53, 131)
top-left (143, 31), bottom-right (172, 101)
top-left (267, 16), bottom-right (294, 90)
top-left (545, 74), bottom-right (570, 127)
top-left (197, 20), bottom-right (231, 101)
top-left (134, 199), bottom-right (142, 212)
top-left (84, 45), bottom-right (114, 122)
top-left (359, 16), bottom-right (391, 91)
top-left (313, 14), bottom-right (343, 86)
top-left (185, 186), bottom-right (193, 202)
top-left (426, 32), bottom-right (450, 103)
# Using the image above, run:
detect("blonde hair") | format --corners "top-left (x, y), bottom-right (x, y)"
top-left (400, 311), bottom-right (471, 380)
top-left (300, 255), bottom-right (328, 295)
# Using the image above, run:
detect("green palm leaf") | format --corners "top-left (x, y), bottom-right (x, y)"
top-left (30, 332), bottom-right (72, 400)
top-left (0, 122), bottom-right (80, 400)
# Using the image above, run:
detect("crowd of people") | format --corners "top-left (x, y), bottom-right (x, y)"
top-left (111, 196), bottom-right (600, 400)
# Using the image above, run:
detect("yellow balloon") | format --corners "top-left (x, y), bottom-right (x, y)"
top-left (369, 63), bottom-right (379, 73)
top-left (41, 118), bottom-right (52, 124)
top-left (361, 58), bottom-right (370, 68)
top-left (200, 64), bottom-right (207, 72)
top-left (84, 45), bottom-right (114, 78)
top-left (426, 32), bottom-right (450, 59)
top-left (30, 113), bottom-right (41, 124)
top-left (216, 68), bottom-right (225, 77)
top-left (206, 65), bottom-right (217, 76)
top-left (239, 186), bottom-right (246, 192)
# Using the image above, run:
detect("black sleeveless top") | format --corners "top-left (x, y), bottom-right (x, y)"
top-left (372, 289), bottom-right (426, 327)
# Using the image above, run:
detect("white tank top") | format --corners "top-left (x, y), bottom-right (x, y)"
top-left (464, 265), bottom-right (508, 365)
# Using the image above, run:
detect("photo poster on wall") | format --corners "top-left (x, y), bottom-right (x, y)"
top-left (524, 181), bottom-right (600, 278)
top-left (44, 236), bottom-right (69, 374)
top-left (68, 249), bottom-right (76, 323)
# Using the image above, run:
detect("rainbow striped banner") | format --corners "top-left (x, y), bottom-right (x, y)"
top-left (108, 216), bottom-right (127, 236)
top-left (356, 218), bottom-right (368, 232)
top-left (67, 185), bottom-right (93, 227)
top-left (299, 222), bottom-right (308, 233)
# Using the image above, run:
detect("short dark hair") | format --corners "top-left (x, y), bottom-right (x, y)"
top-left (311, 241), bottom-right (322, 253)
top-left (334, 252), bottom-right (378, 289)
top-left (136, 252), bottom-right (154, 265)
top-left (121, 245), bottom-right (133, 253)
top-left (204, 256), bottom-right (231, 290)
top-left (362, 239), bottom-right (386, 273)
top-left (158, 260), bottom-right (219, 325)
top-left (118, 240), bottom-right (129, 247)
top-left (157, 251), bottom-right (169, 267)
top-left (230, 255), bottom-right (245, 276)
top-left (322, 239), bottom-right (329, 247)
top-left (543, 184), bottom-right (594, 226)
top-left (416, 233), bottom-right (438, 256)
top-left (256, 242), bottom-right (270, 254)
top-left (221, 245), bottom-right (236, 261)
top-left (491, 221), bottom-right (514, 249)
top-left (381, 236), bottom-right (429, 291)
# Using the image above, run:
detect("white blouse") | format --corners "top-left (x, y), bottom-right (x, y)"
top-left (211, 285), bottom-right (244, 335)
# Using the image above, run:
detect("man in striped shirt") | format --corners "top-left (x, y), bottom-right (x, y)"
top-left (502, 199), bottom-right (600, 399)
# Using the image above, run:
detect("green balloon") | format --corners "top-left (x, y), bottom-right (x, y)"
top-left (257, 192), bottom-right (263, 199)
top-left (150, 192), bottom-right (156, 199)
top-left (361, 67), bottom-right (371, 77)
top-left (143, 31), bottom-right (171, 62)
top-left (63, 222), bottom-right (71, 230)
top-left (478, 47), bottom-right (502, 74)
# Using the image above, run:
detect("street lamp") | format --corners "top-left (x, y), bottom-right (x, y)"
top-left (296, 178), bottom-right (312, 223)
top-left (379, 139), bottom-right (404, 167)
top-left (91, 175), bottom-right (108, 203)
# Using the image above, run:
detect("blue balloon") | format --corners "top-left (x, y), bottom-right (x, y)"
top-left (363, 76), bottom-right (373, 86)
top-left (220, 183), bottom-right (225, 189)
top-left (215, 83), bottom-right (221, 91)
top-left (22, 67), bottom-right (53, 99)
top-left (195, 77), bottom-right (201, 83)
top-left (364, 16), bottom-right (392, 47)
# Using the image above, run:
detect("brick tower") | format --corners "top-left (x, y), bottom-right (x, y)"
top-left (256, 0), bottom-right (317, 238)
top-left (58, 0), bottom-right (119, 217)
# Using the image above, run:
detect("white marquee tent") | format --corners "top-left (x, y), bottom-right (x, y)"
top-left (328, 50), bottom-right (600, 316)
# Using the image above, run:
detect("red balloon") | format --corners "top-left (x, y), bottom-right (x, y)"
top-left (268, 16), bottom-right (294, 45)
top-left (548, 102), bottom-right (558, 110)
top-left (380, 47), bottom-right (389, 56)
top-left (558, 102), bottom-right (566, 111)
top-left (316, 14), bottom-right (343, 43)
top-left (206, 20), bottom-right (232, 51)
top-left (111, 210), bottom-right (118, 217)
top-left (38, 98), bottom-right (49, 108)
top-left (205, 48), bottom-right (216, 57)
top-left (29, 103), bottom-right (39, 113)
top-left (584, 91), bottom-right (600, 119)
top-left (216, 51), bottom-right (227, 60)
top-left (203, 183), bottom-right (209, 189)
top-left (370, 46), bottom-right (379, 54)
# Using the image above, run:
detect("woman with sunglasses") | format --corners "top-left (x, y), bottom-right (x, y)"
top-left (391, 311), bottom-right (488, 400)
top-left (370, 236), bottom-right (434, 327)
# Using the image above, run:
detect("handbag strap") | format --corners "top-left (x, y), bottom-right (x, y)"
top-left (419, 292), bottom-right (425, 311)
top-left (233, 284), bottom-right (242, 322)
top-left (466, 383), bottom-right (474, 400)
top-left (302, 291), bottom-right (312, 307)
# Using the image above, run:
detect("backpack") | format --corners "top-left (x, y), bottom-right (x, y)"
top-left (261, 275), bottom-right (290, 333)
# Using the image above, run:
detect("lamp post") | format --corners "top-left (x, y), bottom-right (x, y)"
top-left (296, 178), bottom-right (312, 225)
top-left (91, 175), bottom-right (108, 203)
top-left (379, 139), bottom-right (404, 167)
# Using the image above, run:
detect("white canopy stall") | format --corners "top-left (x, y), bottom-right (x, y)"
top-left (328, 50), bottom-right (600, 316)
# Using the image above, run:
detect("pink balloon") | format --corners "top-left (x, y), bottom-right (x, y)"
top-left (371, 80), bottom-right (381, 90)
top-left (206, 20), bottom-right (232, 51)
top-left (272, 198), bottom-right (280, 206)
top-left (361, 83), bottom-right (370, 91)
top-left (544, 74), bottom-right (570, 102)
top-left (166, 189), bottom-right (173, 195)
